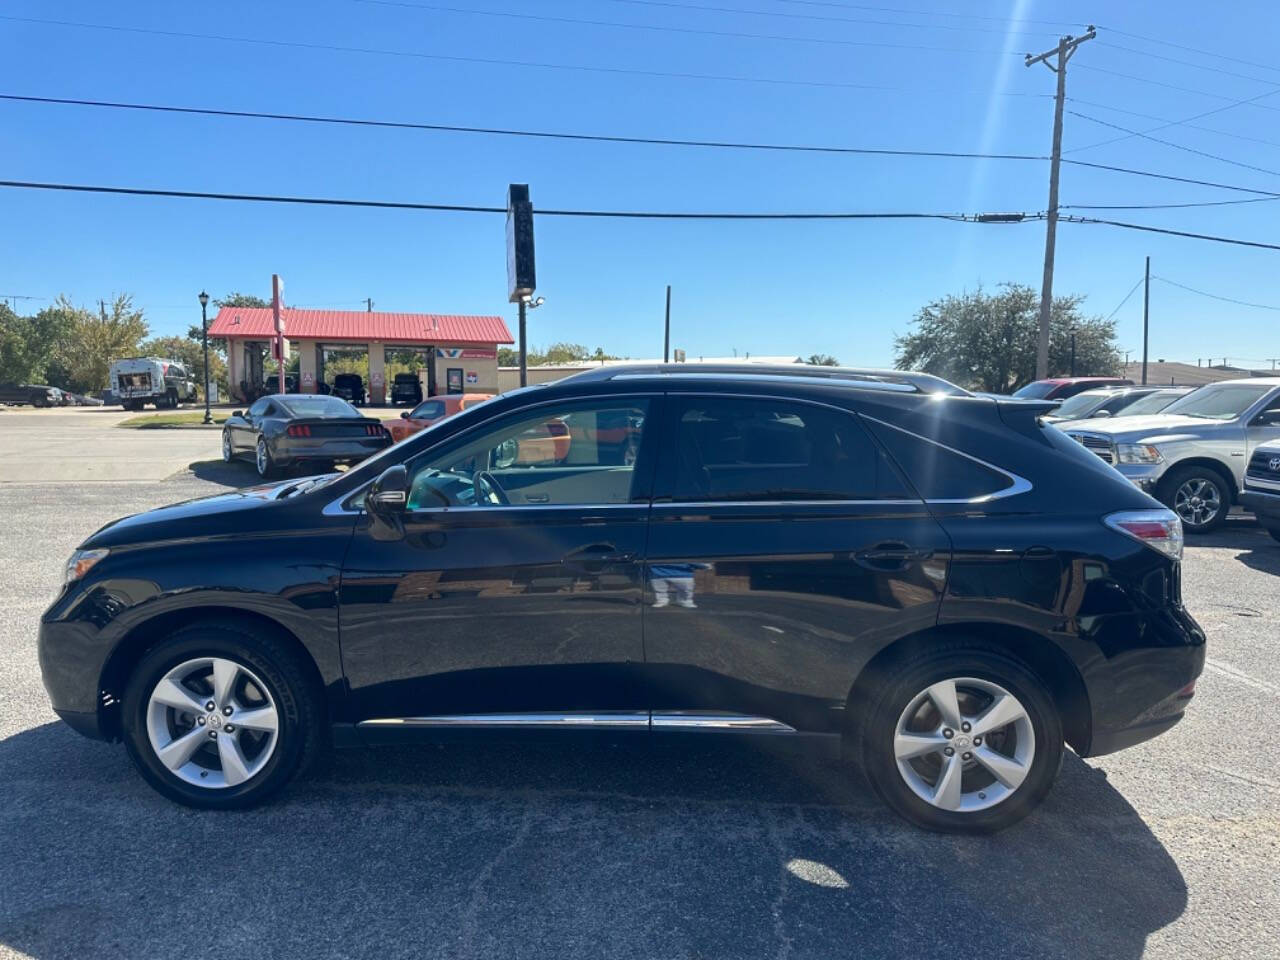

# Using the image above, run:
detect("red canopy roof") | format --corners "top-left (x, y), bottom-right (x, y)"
top-left (209, 307), bottom-right (513, 345)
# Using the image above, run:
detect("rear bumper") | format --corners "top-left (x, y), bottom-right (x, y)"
top-left (274, 438), bottom-right (388, 462)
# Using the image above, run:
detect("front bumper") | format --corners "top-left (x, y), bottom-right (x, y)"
top-left (1240, 489), bottom-right (1280, 524)
top-left (1116, 462), bottom-right (1165, 493)
top-left (38, 614), bottom-right (114, 741)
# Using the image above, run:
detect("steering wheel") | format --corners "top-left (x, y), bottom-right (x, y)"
top-left (473, 470), bottom-right (510, 505)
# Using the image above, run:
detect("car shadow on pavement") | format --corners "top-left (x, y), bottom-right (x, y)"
top-left (186, 458), bottom-right (263, 488)
top-left (1188, 523), bottom-right (1280, 577)
top-left (0, 724), bottom-right (1186, 960)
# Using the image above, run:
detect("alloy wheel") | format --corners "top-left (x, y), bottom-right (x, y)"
top-left (256, 439), bottom-right (269, 476)
top-left (1173, 477), bottom-right (1221, 527)
top-left (145, 656), bottom-right (279, 789)
top-left (893, 676), bottom-right (1035, 813)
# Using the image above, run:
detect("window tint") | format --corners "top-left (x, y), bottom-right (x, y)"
top-left (247, 398), bottom-right (269, 417)
top-left (409, 400), bottom-right (446, 420)
top-left (868, 421), bottom-right (1014, 501)
top-left (671, 398), bottom-right (909, 502)
top-left (407, 400), bottom-right (648, 509)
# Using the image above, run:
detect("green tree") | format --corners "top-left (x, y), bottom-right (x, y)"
top-left (893, 284), bottom-right (1120, 393)
top-left (807, 353), bottom-right (839, 366)
top-left (498, 342), bottom-right (617, 366)
top-left (213, 292), bottom-right (269, 308)
top-left (0, 303), bottom-right (75, 386)
top-left (42, 295), bottom-right (150, 393)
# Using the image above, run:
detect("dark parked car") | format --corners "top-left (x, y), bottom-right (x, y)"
top-left (0, 382), bottom-right (63, 407)
top-left (1013, 376), bottom-right (1133, 401)
top-left (40, 364), bottom-right (1203, 832)
top-left (220, 394), bottom-right (390, 478)
top-left (390, 372), bottom-right (424, 406)
top-left (331, 373), bottom-right (365, 405)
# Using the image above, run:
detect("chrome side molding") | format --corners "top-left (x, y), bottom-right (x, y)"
top-left (356, 711), bottom-right (797, 733)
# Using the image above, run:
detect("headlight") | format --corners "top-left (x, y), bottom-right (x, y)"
top-left (1116, 443), bottom-right (1163, 464)
top-left (64, 548), bottom-right (109, 585)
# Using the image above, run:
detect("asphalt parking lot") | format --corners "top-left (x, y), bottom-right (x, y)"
top-left (1, 415), bottom-right (1277, 959)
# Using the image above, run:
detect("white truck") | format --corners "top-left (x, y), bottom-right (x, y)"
top-left (110, 357), bottom-right (197, 410)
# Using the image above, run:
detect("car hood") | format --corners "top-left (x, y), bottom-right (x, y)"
top-left (82, 477), bottom-right (335, 549)
top-left (1060, 414), bottom-right (1221, 442)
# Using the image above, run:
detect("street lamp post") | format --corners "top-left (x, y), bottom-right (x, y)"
top-left (198, 291), bottom-right (212, 424)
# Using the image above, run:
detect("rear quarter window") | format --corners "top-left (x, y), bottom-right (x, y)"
top-left (864, 419), bottom-right (1014, 501)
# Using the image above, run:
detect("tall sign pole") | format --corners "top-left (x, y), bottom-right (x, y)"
top-left (272, 274), bottom-right (287, 395)
top-left (1142, 256), bottom-right (1151, 385)
top-left (1026, 26), bottom-right (1096, 381)
top-left (506, 184), bottom-right (537, 388)
top-left (663, 285), bottom-right (672, 363)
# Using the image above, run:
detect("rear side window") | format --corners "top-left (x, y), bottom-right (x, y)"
top-left (671, 398), bottom-right (909, 502)
top-left (866, 420), bottom-right (1014, 501)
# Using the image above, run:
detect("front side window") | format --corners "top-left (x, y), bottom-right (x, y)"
top-left (247, 398), bottom-right (270, 417)
top-left (1121, 390), bottom-right (1185, 416)
top-left (1053, 391), bottom-right (1110, 419)
top-left (671, 398), bottom-right (908, 502)
top-left (406, 400), bottom-right (649, 509)
top-left (408, 400), bottom-right (446, 421)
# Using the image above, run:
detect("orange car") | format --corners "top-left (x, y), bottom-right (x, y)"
top-left (384, 393), bottom-right (493, 443)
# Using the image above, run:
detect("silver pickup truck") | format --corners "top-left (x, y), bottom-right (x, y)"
top-left (1062, 378), bottom-right (1280, 533)
top-left (1240, 438), bottom-right (1280, 542)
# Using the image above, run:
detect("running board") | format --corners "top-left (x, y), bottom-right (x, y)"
top-left (356, 711), bottom-right (797, 733)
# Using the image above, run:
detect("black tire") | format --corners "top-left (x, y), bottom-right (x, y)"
top-left (256, 438), bottom-right (280, 479)
top-left (120, 621), bottom-right (323, 809)
top-left (857, 642), bottom-right (1064, 834)
top-left (167, 389), bottom-right (180, 408)
top-left (221, 429), bottom-right (234, 463)
top-left (1158, 464), bottom-right (1231, 534)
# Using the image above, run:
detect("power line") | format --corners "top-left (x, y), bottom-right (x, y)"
top-left (768, 0), bottom-right (1082, 29)
top-left (0, 14), bottom-right (1050, 96)
top-left (1153, 276), bottom-right (1280, 312)
top-left (1067, 110), bottom-right (1280, 179)
top-left (1066, 87), bottom-right (1280, 154)
top-left (0, 178), bottom-right (994, 220)
top-left (599, 0), bottom-right (1061, 37)
top-left (1100, 26), bottom-right (1280, 78)
top-left (1060, 159), bottom-right (1280, 199)
top-left (1093, 39), bottom-right (1280, 87)
top-left (356, 0), bottom-right (1028, 55)
top-left (1063, 196), bottom-right (1280, 211)
top-left (1104, 276), bottom-right (1146, 321)
top-left (1074, 63), bottom-right (1280, 112)
top-left (1067, 98), bottom-right (1280, 151)
top-left (0, 93), bottom-right (1050, 162)
top-left (1062, 215), bottom-right (1280, 252)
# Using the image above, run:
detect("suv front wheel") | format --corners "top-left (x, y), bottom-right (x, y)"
top-left (859, 644), bottom-right (1063, 833)
top-left (1160, 464), bottom-right (1230, 533)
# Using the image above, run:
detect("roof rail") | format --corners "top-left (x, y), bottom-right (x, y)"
top-left (562, 363), bottom-right (968, 396)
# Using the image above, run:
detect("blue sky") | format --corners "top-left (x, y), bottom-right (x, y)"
top-left (3, 0), bottom-right (1280, 368)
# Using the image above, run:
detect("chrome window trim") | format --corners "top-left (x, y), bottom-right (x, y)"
top-left (356, 712), bottom-right (796, 732)
top-left (861, 415), bottom-right (1033, 503)
top-left (655, 499), bottom-right (923, 509)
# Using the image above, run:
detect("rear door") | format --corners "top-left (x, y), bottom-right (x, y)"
top-left (640, 392), bottom-right (950, 734)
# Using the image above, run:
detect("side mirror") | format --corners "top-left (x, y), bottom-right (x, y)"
top-left (400, 411), bottom-right (410, 418)
top-left (1095, 410), bottom-right (1112, 418)
top-left (232, 410), bottom-right (243, 418)
top-left (368, 464), bottom-right (409, 512)
top-left (1252, 410), bottom-right (1280, 426)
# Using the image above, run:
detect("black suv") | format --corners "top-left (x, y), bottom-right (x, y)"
top-left (39, 366), bottom-right (1204, 832)
top-left (390, 372), bottom-right (424, 406)
top-left (331, 373), bottom-right (365, 405)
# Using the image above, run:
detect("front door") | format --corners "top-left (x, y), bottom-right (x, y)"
top-left (340, 395), bottom-right (657, 723)
top-left (641, 393), bottom-right (950, 734)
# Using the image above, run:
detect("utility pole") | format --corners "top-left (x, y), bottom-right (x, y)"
top-left (365, 298), bottom-right (373, 313)
top-left (518, 298), bottom-right (528, 387)
top-left (1142, 256), bottom-right (1150, 385)
top-left (663, 285), bottom-right (671, 363)
top-left (1070, 331), bottom-right (1077, 376)
top-left (1026, 25), bottom-right (1096, 381)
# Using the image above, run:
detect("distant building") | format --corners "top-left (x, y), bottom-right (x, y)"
top-left (1121, 361), bottom-right (1276, 387)
top-left (208, 308), bottom-right (513, 403)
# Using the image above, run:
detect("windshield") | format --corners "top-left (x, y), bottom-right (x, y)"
top-left (1012, 381), bottom-right (1056, 399)
top-left (1052, 391), bottom-right (1110, 418)
top-left (408, 400), bottom-right (447, 420)
top-left (1121, 390), bottom-right (1186, 416)
top-left (279, 395), bottom-right (360, 418)
top-left (1160, 384), bottom-right (1271, 420)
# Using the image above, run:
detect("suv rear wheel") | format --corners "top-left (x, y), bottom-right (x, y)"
top-left (858, 644), bottom-right (1063, 833)
top-left (120, 622), bottom-right (323, 808)
top-left (1160, 464), bottom-right (1230, 533)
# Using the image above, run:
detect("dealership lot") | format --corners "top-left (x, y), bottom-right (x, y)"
top-left (1, 418), bottom-right (1278, 959)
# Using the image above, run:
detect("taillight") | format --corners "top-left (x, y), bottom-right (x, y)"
top-left (287, 424), bottom-right (311, 437)
top-left (365, 424), bottom-right (380, 436)
top-left (1104, 509), bottom-right (1183, 560)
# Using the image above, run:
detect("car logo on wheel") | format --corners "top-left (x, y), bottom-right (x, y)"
top-left (1270, 457), bottom-right (1280, 472)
